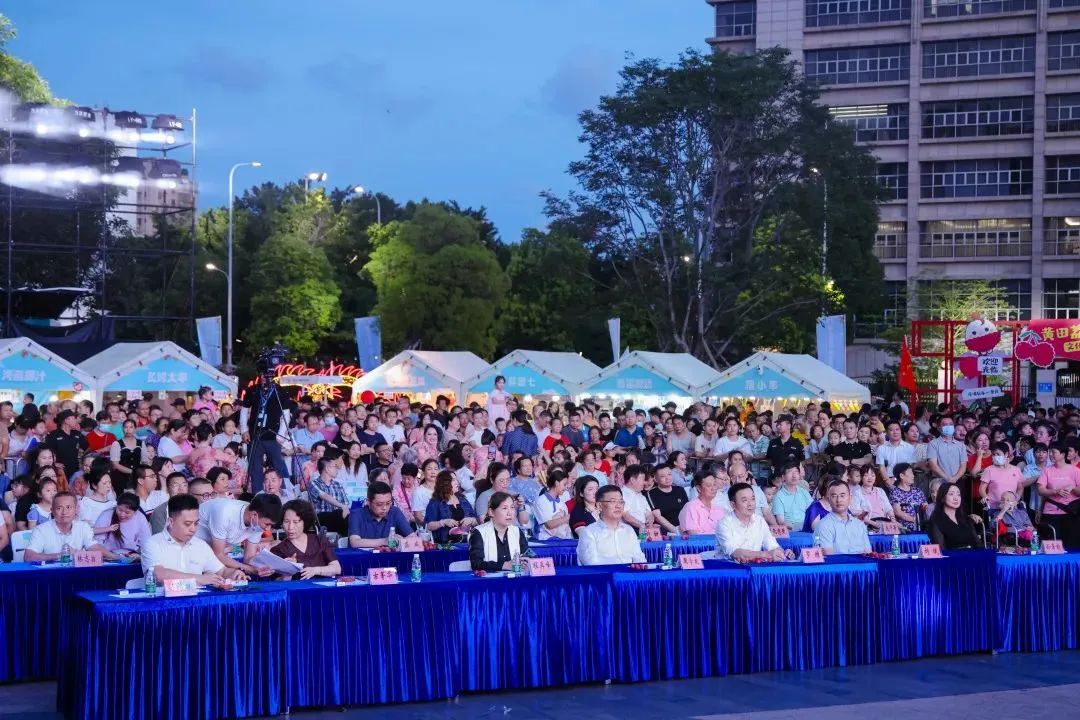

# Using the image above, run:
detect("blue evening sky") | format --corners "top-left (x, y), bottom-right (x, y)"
top-left (7, 1), bottom-right (707, 239)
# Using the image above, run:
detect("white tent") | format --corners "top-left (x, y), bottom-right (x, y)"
top-left (703, 351), bottom-right (870, 410)
top-left (579, 351), bottom-right (722, 401)
top-left (465, 350), bottom-right (602, 399)
top-left (79, 341), bottom-right (237, 405)
top-left (350, 350), bottom-right (490, 404)
top-left (0, 337), bottom-right (95, 404)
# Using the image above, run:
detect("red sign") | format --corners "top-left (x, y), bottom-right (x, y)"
top-left (879, 522), bottom-right (901, 535)
top-left (918, 544), bottom-right (943, 559)
top-left (524, 557), bottom-right (556, 576)
top-left (678, 554), bottom-right (704, 570)
top-left (367, 567), bottom-right (399, 585)
top-left (1042, 540), bottom-right (1066, 554)
top-left (73, 550), bottom-right (103, 567)
top-left (1017, 320), bottom-right (1080, 367)
top-left (770, 525), bottom-right (790, 538)
top-left (399, 536), bottom-right (424, 552)
top-left (800, 547), bottom-right (824, 564)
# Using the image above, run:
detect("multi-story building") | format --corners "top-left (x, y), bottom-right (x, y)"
top-left (707, 0), bottom-right (1080, 335)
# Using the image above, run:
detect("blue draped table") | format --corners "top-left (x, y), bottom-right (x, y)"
top-left (0, 561), bottom-right (142, 683)
top-left (336, 547), bottom-right (469, 575)
top-left (997, 551), bottom-right (1080, 653)
top-left (58, 584), bottom-right (289, 720)
top-left (781, 532), bottom-right (928, 554)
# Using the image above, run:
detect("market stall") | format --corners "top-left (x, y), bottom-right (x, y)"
top-left (464, 350), bottom-right (602, 405)
top-left (78, 341), bottom-right (237, 407)
top-left (578, 351), bottom-right (722, 406)
top-left (0, 337), bottom-right (95, 409)
top-left (704, 351), bottom-right (870, 412)
top-left (350, 350), bottom-right (490, 405)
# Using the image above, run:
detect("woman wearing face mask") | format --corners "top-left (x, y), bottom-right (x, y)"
top-left (978, 441), bottom-right (1027, 512)
top-left (929, 482), bottom-right (984, 549)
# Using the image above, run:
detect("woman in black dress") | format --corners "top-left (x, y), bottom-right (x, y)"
top-left (929, 482), bottom-right (984, 549)
top-left (271, 499), bottom-right (341, 579)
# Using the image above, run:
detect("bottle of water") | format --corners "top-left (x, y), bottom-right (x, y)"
top-left (813, 534), bottom-right (823, 550)
top-left (891, 533), bottom-right (900, 558)
top-left (662, 542), bottom-right (674, 569)
top-left (410, 553), bottom-right (422, 582)
top-left (59, 543), bottom-right (72, 566)
top-left (638, 525), bottom-right (647, 543)
top-left (144, 566), bottom-right (157, 596)
top-left (387, 527), bottom-right (398, 551)
top-left (511, 551), bottom-right (521, 575)
top-left (1030, 530), bottom-right (1040, 555)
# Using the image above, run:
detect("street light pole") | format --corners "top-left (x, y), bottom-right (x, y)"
top-left (810, 167), bottom-right (828, 278)
top-left (352, 185), bottom-right (381, 223)
top-left (226, 161), bottom-right (261, 374)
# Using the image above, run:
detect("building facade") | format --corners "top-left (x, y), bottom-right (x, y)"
top-left (707, 0), bottom-right (1080, 332)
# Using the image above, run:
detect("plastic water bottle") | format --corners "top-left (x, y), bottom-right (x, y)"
top-left (662, 542), bottom-right (674, 569)
top-left (1030, 530), bottom-right (1040, 555)
top-left (891, 533), bottom-right (900, 558)
top-left (813, 534), bottom-right (823, 550)
top-left (387, 527), bottom-right (399, 551)
top-left (410, 553), bottom-right (422, 582)
top-left (511, 551), bottom-right (521, 575)
top-left (638, 525), bottom-right (647, 543)
top-left (59, 543), bottom-right (72, 566)
top-left (144, 567), bottom-right (157, 596)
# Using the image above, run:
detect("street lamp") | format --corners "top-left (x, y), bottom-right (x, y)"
top-left (352, 185), bottom-right (382, 224)
top-left (226, 161), bottom-right (262, 374)
top-left (304, 171), bottom-right (327, 192)
top-left (809, 167), bottom-right (828, 279)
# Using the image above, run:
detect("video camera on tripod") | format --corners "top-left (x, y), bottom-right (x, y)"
top-left (255, 343), bottom-right (288, 378)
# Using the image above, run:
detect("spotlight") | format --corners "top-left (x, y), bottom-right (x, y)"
top-left (151, 114), bottom-right (183, 132)
top-left (306, 171), bottom-right (327, 182)
top-left (111, 111), bottom-right (146, 129)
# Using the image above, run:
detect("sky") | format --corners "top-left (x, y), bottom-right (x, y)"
top-left (7, 1), bottom-right (708, 240)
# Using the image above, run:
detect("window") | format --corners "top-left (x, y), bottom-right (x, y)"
top-left (804, 45), bottom-right (909, 85)
top-left (1044, 279), bottom-right (1080, 319)
top-left (830, 104), bottom-right (908, 142)
top-left (874, 221), bottom-right (907, 259)
top-left (923, 0), bottom-right (1035, 19)
top-left (920, 280), bottom-right (1030, 321)
top-left (1046, 155), bottom-right (1080, 195)
top-left (1049, 32), bottom-right (1080, 72)
top-left (1045, 217), bottom-right (1080, 255)
top-left (854, 280), bottom-right (907, 337)
top-left (877, 162), bottom-right (908, 201)
top-left (921, 97), bottom-right (1033, 139)
top-left (919, 219), bottom-right (1031, 258)
top-left (922, 36), bottom-right (1034, 79)
top-left (920, 158), bottom-right (1032, 199)
top-left (1048, 94), bottom-right (1080, 134)
top-left (1050, 0), bottom-right (1080, 7)
top-left (805, 0), bottom-right (910, 27)
top-left (715, 1), bottom-right (756, 38)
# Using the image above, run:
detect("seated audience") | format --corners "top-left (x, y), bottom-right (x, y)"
top-left (271, 499), bottom-right (342, 579)
top-left (771, 462), bottom-right (812, 530)
top-left (424, 470), bottom-right (477, 544)
top-left (813, 480), bottom-right (871, 555)
top-left (678, 471), bottom-right (726, 535)
top-left (577, 486), bottom-right (647, 565)
top-left (717, 483), bottom-right (792, 562)
top-left (24, 491), bottom-right (121, 562)
top-left (141, 494), bottom-right (245, 585)
top-left (307, 457), bottom-right (351, 536)
top-left (928, 481), bottom-right (984, 549)
top-left (149, 473), bottom-right (189, 534)
top-left (474, 462), bottom-right (530, 529)
top-left (647, 463), bottom-right (689, 534)
top-left (568, 475), bottom-right (601, 537)
top-left (469, 490), bottom-right (530, 571)
top-left (94, 492), bottom-right (151, 554)
top-left (348, 481), bottom-right (415, 548)
top-left (196, 495), bottom-right (283, 576)
top-left (531, 468), bottom-right (572, 540)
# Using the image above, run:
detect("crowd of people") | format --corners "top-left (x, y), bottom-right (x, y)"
top-left (2, 380), bottom-right (1080, 581)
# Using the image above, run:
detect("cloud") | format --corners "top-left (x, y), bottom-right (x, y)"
top-left (174, 46), bottom-right (274, 94)
top-left (304, 54), bottom-right (433, 121)
top-left (540, 47), bottom-right (619, 119)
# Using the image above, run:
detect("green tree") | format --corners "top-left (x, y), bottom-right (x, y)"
top-left (0, 14), bottom-right (54, 103)
top-left (365, 203), bottom-right (507, 358)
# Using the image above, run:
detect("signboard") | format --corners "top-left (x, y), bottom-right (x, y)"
top-left (918, 544), bottom-right (943, 559)
top-left (469, 364), bottom-right (570, 396)
top-left (1037, 382), bottom-right (1054, 393)
top-left (163, 578), bottom-right (198, 597)
top-left (960, 386), bottom-right (1004, 403)
top-left (677, 554), bottom-right (704, 570)
top-left (976, 355), bottom-right (1004, 376)
top-left (800, 547), bottom-right (824, 564)
top-left (523, 557), bottom-right (556, 576)
top-left (1019, 319), bottom-right (1080, 365)
top-left (105, 356), bottom-right (228, 392)
top-left (707, 366), bottom-right (813, 400)
top-left (586, 366), bottom-right (685, 397)
top-left (770, 525), bottom-right (790, 538)
top-left (0, 351), bottom-right (82, 393)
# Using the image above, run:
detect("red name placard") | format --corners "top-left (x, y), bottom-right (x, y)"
top-left (524, 557), bottom-right (556, 576)
top-left (73, 550), bottom-right (103, 567)
top-left (879, 522), bottom-right (901, 535)
top-left (770, 525), bottom-right (790, 538)
top-left (678, 554), bottom-right (704, 570)
top-left (645, 526), bottom-right (662, 541)
top-left (1042, 540), bottom-right (1066, 554)
top-left (367, 567), bottom-right (399, 585)
top-left (800, 547), bottom-right (824, 564)
top-left (399, 536), bottom-right (424, 552)
top-left (918, 544), bottom-right (943, 559)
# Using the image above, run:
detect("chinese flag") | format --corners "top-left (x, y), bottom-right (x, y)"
top-left (899, 336), bottom-right (917, 407)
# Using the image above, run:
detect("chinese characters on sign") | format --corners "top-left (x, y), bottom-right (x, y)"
top-left (744, 379), bottom-right (780, 392)
top-left (615, 377), bottom-right (654, 390)
top-left (504, 376), bottom-right (537, 388)
top-left (0, 369), bottom-right (47, 383)
top-left (146, 371), bottom-right (189, 384)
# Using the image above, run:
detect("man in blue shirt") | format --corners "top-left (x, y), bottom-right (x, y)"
top-left (613, 412), bottom-right (644, 450)
top-left (501, 410), bottom-right (538, 459)
top-left (347, 481), bottom-right (415, 548)
top-left (814, 480), bottom-right (871, 555)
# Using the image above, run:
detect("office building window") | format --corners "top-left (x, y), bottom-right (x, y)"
top-left (923, 0), bottom-right (1035, 19)
top-left (921, 280), bottom-right (1030, 321)
top-left (715, 1), bottom-right (756, 37)
top-left (1046, 217), bottom-right (1080, 255)
top-left (1044, 279), bottom-right (1080, 319)
top-left (920, 158), bottom-right (1032, 198)
top-left (877, 162), bottom-right (908, 200)
top-left (1046, 155), bottom-right (1080, 195)
top-left (922, 36), bottom-right (1034, 79)
top-left (854, 280), bottom-right (907, 336)
top-left (921, 96), bottom-right (1033, 139)
top-left (874, 221), bottom-right (907, 259)
top-left (1048, 31), bottom-right (1080, 72)
top-left (805, 0), bottom-right (910, 28)
top-left (1050, 0), bottom-right (1080, 8)
top-left (1048, 94), bottom-right (1080, 134)
top-left (805, 45), bottom-right (909, 85)
top-left (830, 104), bottom-right (908, 142)
top-left (919, 219), bottom-right (1031, 259)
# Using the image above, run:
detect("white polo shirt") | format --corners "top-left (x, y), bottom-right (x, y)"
top-left (141, 530), bottom-right (224, 576)
top-left (377, 423), bottom-right (405, 445)
top-left (622, 486), bottom-right (650, 525)
top-left (196, 499), bottom-right (261, 546)
top-left (576, 520), bottom-right (646, 566)
top-left (27, 519), bottom-right (98, 554)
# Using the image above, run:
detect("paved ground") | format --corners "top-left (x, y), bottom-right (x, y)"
top-left (5, 651), bottom-right (1079, 719)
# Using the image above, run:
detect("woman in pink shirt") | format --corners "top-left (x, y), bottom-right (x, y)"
top-left (1037, 443), bottom-right (1080, 546)
top-left (979, 442), bottom-right (1026, 511)
top-left (678, 472), bottom-right (726, 535)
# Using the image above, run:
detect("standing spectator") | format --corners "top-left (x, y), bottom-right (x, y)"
top-left (875, 421), bottom-right (915, 482)
top-left (44, 410), bottom-right (87, 479)
top-left (1036, 443), bottom-right (1080, 546)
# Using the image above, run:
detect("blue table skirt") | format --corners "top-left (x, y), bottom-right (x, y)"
top-left (0, 562), bottom-right (142, 683)
top-left (58, 585), bottom-right (289, 720)
top-left (781, 532), bottom-right (929, 555)
top-left (336, 547), bottom-right (469, 576)
top-left (998, 552), bottom-right (1080, 653)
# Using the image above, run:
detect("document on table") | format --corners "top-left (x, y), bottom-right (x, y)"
top-left (250, 549), bottom-right (302, 574)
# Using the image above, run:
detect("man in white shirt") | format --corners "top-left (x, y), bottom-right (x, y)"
top-left (716, 483), bottom-right (792, 563)
top-left (142, 494), bottom-right (246, 585)
top-left (693, 418), bottom-right (721, 459)
top-left (534, 410), bottom-right (552, 450)
top-left (620, 466), bottom-right (654, 532)
top-left (196, 495), bottom-right (282, 576)
top-left (875, 420), bottom-right (915, 481)
top-left (727, 462), bottom-right (781, 527)
top-left (577, 486), bottom-right (647, 566)
top-left (24, 491), bottom-right (120, 561)
top-left (376, 407), bottom-right (405, 445)
top-left (715, 418), bottom-right (750, 462)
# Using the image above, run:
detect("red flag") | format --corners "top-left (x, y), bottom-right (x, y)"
top-left (898, 336), bottom-right (917, 407)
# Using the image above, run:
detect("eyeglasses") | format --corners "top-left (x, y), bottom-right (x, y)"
top-left (599, 500), bottom-right (625, 506)
top-left (192, 492), bottom-right (213, 500)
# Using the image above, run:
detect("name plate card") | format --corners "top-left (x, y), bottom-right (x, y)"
top-left (645, 526), bottom-right (662, 541)
top-left (524, 557), bottom-right (556, 576)
top-left (163, 578), bottom-right (198, 597)
top-left (367, 567), bottom-right (399, 585)
top-left (770, 525), bottom-right (790, 538)
top-left (800, 547), bottom-right (825, 564)
top-left (1042, 540), bottom-right (1066, 555)
top-left (879, 522), bottom-right (901, 535)
top-left (918, 544), bottom-right (943, 559)
top-left (678, 554), bottom-right (704, 570)
top-left (399, 536), bottom-right (425, 552)
top-left (73, 550), bottom-right (103, 567)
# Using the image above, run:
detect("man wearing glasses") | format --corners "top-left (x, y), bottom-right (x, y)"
top-left (577, 486), bottom-right (647, 566)
top-left (348, 480), bottom-right (416, 548)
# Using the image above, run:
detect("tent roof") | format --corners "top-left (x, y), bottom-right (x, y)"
top-left (465, 350), bottom-right (602, 393)
top-left (580, 350), bottom-right (722, 397)
top-left (78, 342), bottom-right (236, 391)
top-left (0, 336), bottom-right (95, 385)
top-left (704, 351), bottom-right (870, 404)
top-left (352, 350), bottom-right (491, 396)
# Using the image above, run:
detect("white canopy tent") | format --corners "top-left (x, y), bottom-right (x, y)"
top-left (79, 341), bottom-right (237, 406)
top-left (0, 337), bottom-right (95, 406)
top-left (579, 351), bottom-right (722, 404)
top-left (350, 350), bottom-right (490, 404)
top-left (464, 350), bottom-right (602, 401)
top-left (703, 351), bottom-right (870, 411)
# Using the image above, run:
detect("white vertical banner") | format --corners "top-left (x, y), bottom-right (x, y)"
top-left (607, 317), bottom-right (621, 364)
top-left (196, 316), bottom-right (223, 368)
top-left (815, 314), bottom-right (847, 375)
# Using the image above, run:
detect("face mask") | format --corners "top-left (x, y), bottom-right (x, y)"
top-left (324, 416), bottom-right (336, 426)
top-left (941, 425), bottom-right (955, 437)
top-left (992, 455), bottom-right (1007, 466)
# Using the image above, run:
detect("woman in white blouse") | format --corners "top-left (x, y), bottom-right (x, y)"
top-left (852, 464), bottom-right (895, 530)
top-left (79, 470), bottom-right (117, 524)
top-left (531, 469), bottom-right (572, 540)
